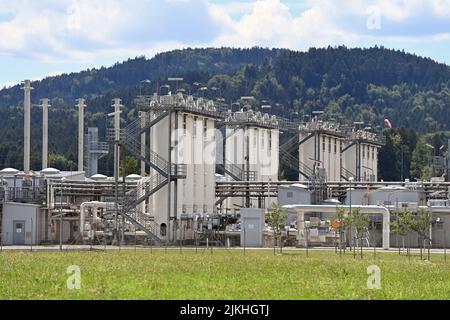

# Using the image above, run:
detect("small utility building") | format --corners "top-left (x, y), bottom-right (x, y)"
top-left (1, 202), bottom-right (44, 245)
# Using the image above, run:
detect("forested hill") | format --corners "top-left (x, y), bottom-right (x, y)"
top-left (0, 46), bottom-right (450, 179)
top-left (0, 48), bottom-right (281, 108)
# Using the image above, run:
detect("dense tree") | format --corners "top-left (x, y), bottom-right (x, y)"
top-left (410, 140), bottom-right (433, 181)
top-left (1, 46), bottom-right (450, 179)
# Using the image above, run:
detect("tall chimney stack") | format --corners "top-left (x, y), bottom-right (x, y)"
top-left (22, 80), bottom-right (33, 173)
top-left (76, 98), bottom-right (87, 172)
top-left (41, 99), bottom-right (51, 169)
top-left (112, 98), bottom-right (123, 180)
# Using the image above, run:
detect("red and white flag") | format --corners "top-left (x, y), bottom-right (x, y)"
top-left (384, 119), bottom-right (393, 129)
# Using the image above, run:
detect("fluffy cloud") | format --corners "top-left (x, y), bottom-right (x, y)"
top-left (211, 0), bottom-right (450, 50)
top-left (0, 0), bottom-right (450, 65)
top-left (0, 0), bottom-right (219, 62)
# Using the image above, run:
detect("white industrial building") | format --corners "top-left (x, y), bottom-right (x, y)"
top-left (298, 120), bottom-right (385, 183)
top-left (223, 109), bottom-right (279, 209)
top-left (342, 129), bottom-right (384, 182)
top-left (298, 121), bottom-right (345, 182)
top-left (149, 94), bottom-right (220, 241)
top-left (3, 78), bottom-right (450, 250)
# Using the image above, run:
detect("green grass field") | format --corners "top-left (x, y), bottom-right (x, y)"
top-left (0, 249), bottom-right (449, 300)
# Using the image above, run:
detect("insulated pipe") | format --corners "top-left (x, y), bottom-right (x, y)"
top-left (80, 201), bottom-right (114, 237)
top-left (284, 204), bottom-right (390, 250)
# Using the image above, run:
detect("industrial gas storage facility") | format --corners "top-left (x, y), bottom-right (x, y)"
top-left (2, 79), bottom-right (450, 250)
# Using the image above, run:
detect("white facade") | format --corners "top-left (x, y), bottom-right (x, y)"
top-left (224, 116), bottom-right (279, 209)
top-left (150, 110), bottom-right (217, 239)
top-left (342, 139), bottom-right (381, 182)
top-left (299, 131), bottom-right (344, 182)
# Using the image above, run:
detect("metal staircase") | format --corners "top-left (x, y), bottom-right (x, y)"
top-left (107, 107), bottom-right (186, 243)
top-left (105, 173), bottom-right (167, 243)
top-left (217, 157), bottom-right (257, 181)
top-left (341, 167), bottom-right (355, 181)
top-left (279, 135), bottom-right (315, 181)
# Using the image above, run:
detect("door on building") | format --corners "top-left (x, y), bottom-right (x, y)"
top-left (13, 221), bottom-right (26, 245)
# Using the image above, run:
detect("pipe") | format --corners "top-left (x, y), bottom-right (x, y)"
top-left (284, 204), bottom-right (391, 250)
top-left (80, 201), bottom-right (113, 238)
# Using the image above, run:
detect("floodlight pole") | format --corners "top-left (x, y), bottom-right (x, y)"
top-left (110, 98), bottom-right (123, 244)
top-left (349, 177), bottom-right (354, 252)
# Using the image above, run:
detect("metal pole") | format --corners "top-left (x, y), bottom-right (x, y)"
top-left (114, 141), bottom-right (119, 246)
top-left (30, 218), bottom-right (33, 252)
top-left (246, 128), bottom-right (251, 208)
top-left (112, 98), bottom-right (122, 246)
top-left (195, 231), bottom-right (198, 254)
top-left (349, 179), bottom-right (352, 252)
top-left (306, 227), bottom-right (309, 258)
top-left (121, 147), bottom-right (126, 246)
top-left (243, 224), bottom-right (246, 256)
top-left (59, 181), bottom-right (63, 251)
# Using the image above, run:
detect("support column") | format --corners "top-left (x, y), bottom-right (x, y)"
top-left (111, 98), bottom-right (123, 240)
top-left (167, 111), bottom-right (172, 242)
top-left (139, 111), bottom-right (146, 176)
top-left (22, 80), bottom-right (33, 173)
top-left (41, 99), bottom-right (50, 169)
top-left (76, 99), bottom-right (87, 172)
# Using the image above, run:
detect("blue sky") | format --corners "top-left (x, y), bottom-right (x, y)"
top-left (1, 0), bottom-right (450, 88)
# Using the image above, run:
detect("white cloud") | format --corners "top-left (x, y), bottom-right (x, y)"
top-left (0, 0), bottom-right (219, 62)
top-left (0, 0), bottom-right (450, 66)
top-left (210, 0), bottom-right (359, 49)
top-left (210, 0), bottom-right (450, 51)
top-left (0, 81), bottom-right (15, 89)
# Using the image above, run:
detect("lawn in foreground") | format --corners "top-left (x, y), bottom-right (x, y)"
top-left (0, 249), bottom-right (449, 300)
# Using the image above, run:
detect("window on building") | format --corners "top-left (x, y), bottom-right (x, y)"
top-left (334, 139), bottom-right (337, 154)
top-left (269, 132), bottom-right (272, 151)
top-left (362, 146), bottom-right (365, 159)
top-left (372, 147), bottom-right (375, 160)
top-left (328, 137), bottom-right (332, 153)
top-left (203, 118), bottom-right (208, 139)
top-left (183, 114), bottom-right (187, 136)
top-left (262, 131), bottom-right (265, 148)
top-left (193, 116), bottom-right (198, 138)
top-left (323, 137), bottom-right (326, 153)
